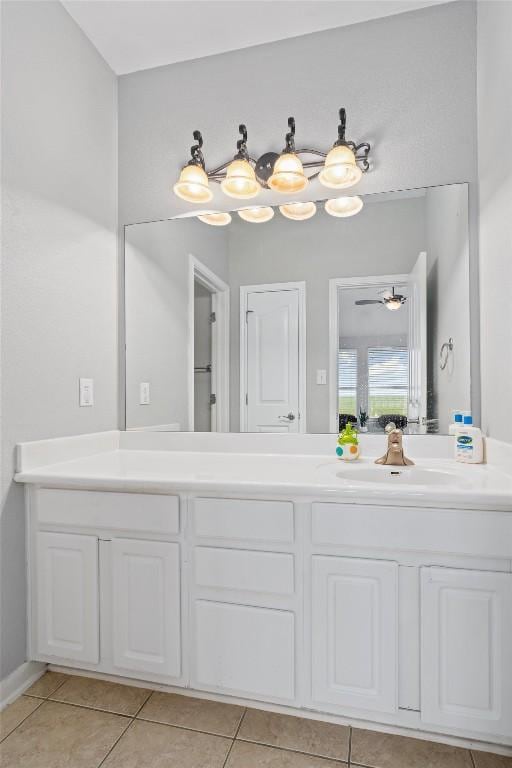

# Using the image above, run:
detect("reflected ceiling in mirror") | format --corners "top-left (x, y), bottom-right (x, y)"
top-left (124, 184), bottom-right (471, 435)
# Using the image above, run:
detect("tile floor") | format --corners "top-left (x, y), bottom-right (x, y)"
top-left (0, 673), bottom-right (511, 768)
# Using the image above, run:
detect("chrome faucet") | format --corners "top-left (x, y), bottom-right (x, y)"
top-left (375, 427), bottom-right (414, 466)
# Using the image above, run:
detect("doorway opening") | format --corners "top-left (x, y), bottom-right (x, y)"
top-left (188, 256), bottom-right (230, 432)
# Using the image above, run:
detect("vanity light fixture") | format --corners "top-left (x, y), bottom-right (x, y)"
top-left (325, 195), bottom-right (363, 218)
top-left (173, 131), bottom-right (213, 203)
top-left (173, 108), bottom-right (370, 203)
top-left (237, 206), bottom-right (275, 223)
top-left (318, 109), bottom-right (365, 189)
top-left (197, 211), bottom-right (232, 226)
top-left (279, 201), bottom-right (317, 221)
top-left (267, 118), bottom-right (308, 194)
top-left (220, 125), bottom-right (261, 199)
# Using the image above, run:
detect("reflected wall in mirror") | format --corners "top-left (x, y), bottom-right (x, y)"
top-left (124, 183), bottom-right (471, 434)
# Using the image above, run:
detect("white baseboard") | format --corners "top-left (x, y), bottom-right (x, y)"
top-left (0, 661), bottom-right (47, 710)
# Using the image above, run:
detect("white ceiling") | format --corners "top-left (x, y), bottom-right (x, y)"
top-left (62, 0), bottom-right (452, 75)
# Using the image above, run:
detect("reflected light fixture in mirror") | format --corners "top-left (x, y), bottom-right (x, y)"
top-left (173, 163), bottom-right (212, 203)
top-left (238, 206), bottom-right (275, 223)
top-left (197, 211), bottom-right (232, 226)
top-left (325, 195), bottom-right (363, 218)
top-left (279, 201), bottom-right (317, 220)
top-left (268, 117), bottom-right (308, 194)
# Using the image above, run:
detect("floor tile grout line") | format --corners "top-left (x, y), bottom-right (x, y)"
top-left (469, 750), bottom-right (477, 768)
top-left (131, 690), bottom-right (153, 719)
top-left (348, 725), bottom-right (353, 766)
top-left (222, 707), bottom-right (247, 768)
top-left (134, 713), bottom-right (243, 740)
top-left (235, 735), bottom-right (350, 764)
top-left (0, 697), bottom-right (45, 744)
top-left (28, 697), bottom-right (137, 719)
top-left (96, 715), bottom-right (136, 768)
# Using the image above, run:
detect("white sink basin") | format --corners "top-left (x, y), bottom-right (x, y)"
top-left (336, 465), bottom-right (465, 487)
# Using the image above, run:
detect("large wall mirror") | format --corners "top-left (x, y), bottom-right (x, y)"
top-left (124, 183), bottom-right (471, 434)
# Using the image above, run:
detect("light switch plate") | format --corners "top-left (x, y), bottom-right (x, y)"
top-left (140, 382), bottom-right (150, 405)
top-left (316, 369), bottom-right (327, 385)
top-left (79, 378), bottom-right (94, 407)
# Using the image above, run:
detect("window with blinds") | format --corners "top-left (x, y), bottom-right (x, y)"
top-left (338, 348), bottom-right (357, 416)
top-left (368, 346), bottom-right (409, 417)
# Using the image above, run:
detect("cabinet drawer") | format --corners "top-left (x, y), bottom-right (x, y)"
top-left (312, 502), bottom-right (512, 558)
top-left (193, 498), bottom-right (294, 543)
top-left (195, 547), bottom-right (294, 596)
top-left (37, 489), bottom-right (179, 535)
top-left (194, 600), bottom-right (295, 701)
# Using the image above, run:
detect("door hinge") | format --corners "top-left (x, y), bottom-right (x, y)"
top-left (245, 393), bottom-right (248, 405)
top-left (209, 311), bottom-right (216, 324)
top-left (210, 393), bottom-right (217, 406)
top-left (246, 309), bottom-right (253, 323)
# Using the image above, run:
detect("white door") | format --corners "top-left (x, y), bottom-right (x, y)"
top-left (244, 286), bottom-right (303, 432)
top-left (312, 556), bottom-right (398, 713)
top-left (111, 538), bottom-right (181, 679)
top-left (408, 251), bottom-right (427, 425)
top-left (36, 532), bottom-right (99, 663)
top-left (193, 600), bottom-right (295, 702)
top-left (421, 567), bottom-right (512, 738)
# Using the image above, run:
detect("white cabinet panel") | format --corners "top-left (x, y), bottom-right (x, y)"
top-left (112, 539), bottom-right (181, 678)
top-left (36, 532), bottom-right (99, 663)
top-left (193, 498), bottom-right (294, 544)
top-left (421, 567), bottom-right (512, 738)
top-left (194, 600), bottom-right (295, 702)
top-left (312, 556), bottom-right (398, 713)
top-left (195, 547), bottom-right (294, 596)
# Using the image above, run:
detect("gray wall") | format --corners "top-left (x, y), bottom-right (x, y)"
top-left (118, 1), bottom-right (477, 226)
top-left (1, 1), bottom-right (118, 680)
top-left (125, 219), bottom-right (228, 429)
top-left (477, 1), bottom-right (512, 443)
top-left (227, 197), bottom-right (426, 432)
top-left (426, 185), bottom-right (471, 432)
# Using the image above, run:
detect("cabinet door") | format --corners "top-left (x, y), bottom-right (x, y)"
top-left (36, 532), bottom-right (99, 663)
top-left (421, 567), bottom-right (512, 738)
top-left (194, 600), bottom-right (295, 702)
top-left (312, 556), bottom-right (398, 713)
top-left (111, 539), bottom-right (181, 678)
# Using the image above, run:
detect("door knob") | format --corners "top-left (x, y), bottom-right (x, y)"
top-left (278, 413), bottom-right (295, 421)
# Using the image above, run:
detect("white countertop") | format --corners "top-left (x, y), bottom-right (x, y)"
top-left (14, 435), bottom-right (512, 511)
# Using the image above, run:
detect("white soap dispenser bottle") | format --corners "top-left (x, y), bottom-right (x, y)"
top-left (454, 414), bottom-right (484, 463)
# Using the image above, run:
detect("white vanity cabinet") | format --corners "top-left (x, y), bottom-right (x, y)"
top-left (421, 566), bottom-right (512, 739)
top-left (36, 531), bottom-right (99, 664)
top-left (311, 556), bottom-right (398, 713)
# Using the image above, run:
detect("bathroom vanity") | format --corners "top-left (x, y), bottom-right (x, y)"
top-left (15, 431), bottom-right (512, 752)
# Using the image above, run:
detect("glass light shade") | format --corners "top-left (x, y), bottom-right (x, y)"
top-left (173, 164), bottom-right (212, 203)
top-left (385, 298), bottom-right (403, 311)
top-left (220, 159), bottom-right (260, 199)
top-left (279, 201), bottom-right (317, 221)
top-left (197, 211), bottom-right (232, 226)
top-left (237, 206), bottom-right (275, 223)
top-left (325, 195), bottom-right (363, 218)
top-left (268, 153), bottom-right (308, 193)
top-left (318, 145), bottom-right (362, 189)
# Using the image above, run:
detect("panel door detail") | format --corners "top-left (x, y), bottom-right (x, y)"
top-left (194, 600), bottom-right (295, 702)
top-left (112, 538), bottom-right (181, 679)
top-left (312, 556), bottom-right (398, 713)
top-left (421, 567), bottom-right (512, 738)
top-left (245, 287), bottom-right (301, 432)
top-left (36, 531), bottom-right (99, 663)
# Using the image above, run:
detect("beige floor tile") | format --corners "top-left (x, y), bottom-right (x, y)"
top-left (225, 740), bottom-right (347, 767)
top-left (25, 671), bottom-right (69, 699)
top-left (351, 729), bottom-right (473, 768)
top-left (0, 700), bottom-right (129, 768)
top-left (0, 696), bottom-right (42, 741)
top-left (49, 675), bottom-right (151, 716)
top-left (101, 719), bottom-right (231, 768)
top-left (238, 708), bottom-right (350, 761)
top-left (472, 752), bottom-right (512, 768)
top-left (137, 691), bottom-right (244, 737)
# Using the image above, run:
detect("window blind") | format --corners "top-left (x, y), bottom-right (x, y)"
top-left (367, 346), bottom-right (409, 417)
top-left (338, 348), bottom-right (357, 416)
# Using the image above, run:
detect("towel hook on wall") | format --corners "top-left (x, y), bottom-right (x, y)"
top-left (439, 338), bottom-right (454, 370)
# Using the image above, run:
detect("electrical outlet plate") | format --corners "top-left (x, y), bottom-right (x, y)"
top-left (79, 378), bottom-right (94, 407)
top-left (140, 382), bottom-right (150, 405)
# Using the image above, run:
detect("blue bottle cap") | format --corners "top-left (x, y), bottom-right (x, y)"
top-left (463, 414), bottom-right (473, 425)
top-left (454, 413), bottom-right (463, 423)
